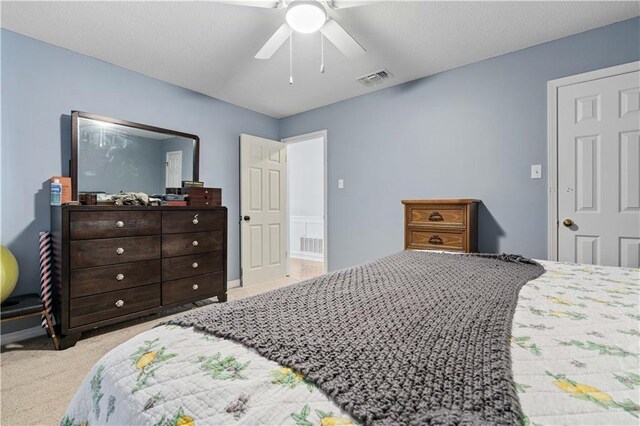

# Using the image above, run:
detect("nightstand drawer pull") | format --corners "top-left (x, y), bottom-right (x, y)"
top-left (192, 240), bottom-right (199, 247)
top-left (116, 273), bottom-right (124, 281)
top-left (428, 212), bottom-right (444, 222)
top-left (115, 299), bottom-right (124, 308)
top-left (116, 220), bottom-right (124, 228)
top-left (193, 214), bottom-right (199, 225)
top-left (428, 235), bottom-right (444, 245)
top-left (116, 247), bottom-right (124, 255)
top-left (192, 262), bottom-right (199, 269)
top-left (192, 284), bottom-right (199, 290)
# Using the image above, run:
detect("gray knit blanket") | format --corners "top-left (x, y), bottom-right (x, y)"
top-left (168, 251), bottom-right (545, 425)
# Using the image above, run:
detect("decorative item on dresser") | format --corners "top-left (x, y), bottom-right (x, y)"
top-left (402, 199), bottom-right (480, 252)
top-left (51, 205), bottom-right (227, 349)
top-left (183, 187), bottom-right (222, 206)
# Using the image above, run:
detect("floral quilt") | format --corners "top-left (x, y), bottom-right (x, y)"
top-left (63, 260), bottom-right (639, 426)
top-left (512, 261), bottom-right (639, 425)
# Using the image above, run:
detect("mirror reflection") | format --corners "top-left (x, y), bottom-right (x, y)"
top-left (77, 117), bottom-right (196, 196)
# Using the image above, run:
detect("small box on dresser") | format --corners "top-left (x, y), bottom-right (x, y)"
top-left (402, 199), bottom-right (480, 252)
top-left (51, 205), bottom-right (227, 349)
top-left (183, 187), bottom-right (221, 207)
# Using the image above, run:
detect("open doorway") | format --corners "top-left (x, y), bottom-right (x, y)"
top-left (284, 131), bottom-right (327, 280)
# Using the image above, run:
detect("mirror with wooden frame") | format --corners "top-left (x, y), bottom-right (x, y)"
top-left (71, 111), bottom-right (200, 200)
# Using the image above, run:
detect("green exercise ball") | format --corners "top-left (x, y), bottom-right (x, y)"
top-left (0, 246), bottom-right (19, 303)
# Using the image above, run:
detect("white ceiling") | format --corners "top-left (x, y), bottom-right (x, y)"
top-left (2, 1), bottom-right (639, 118)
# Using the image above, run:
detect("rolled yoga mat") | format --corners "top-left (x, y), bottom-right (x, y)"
top-left (39, 231), bottom-right (55, 327)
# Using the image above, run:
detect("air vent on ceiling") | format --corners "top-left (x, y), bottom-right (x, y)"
top-left (356, 69), bottom-right (393, 87)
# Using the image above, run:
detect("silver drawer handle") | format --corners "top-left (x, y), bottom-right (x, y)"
top-left (116, 247), bottom-right (124, 255)
top-left (192, 284), bottom-right (199, 290)
top-left (116, 273), bottom-right (124, 281)
top-left (116, 220), bottom-right (124, 228)
top-left (193, 214), bottom-right (199, 225)
top-left (192, 262), bottom-right (199, 269)
top-left (115, 299), bottom-right (124, 308)
top-left (192, 240), bottom-right (199, 247)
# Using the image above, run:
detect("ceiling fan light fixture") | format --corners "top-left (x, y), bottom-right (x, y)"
top-left (285, 1), bottom-right (327, 34)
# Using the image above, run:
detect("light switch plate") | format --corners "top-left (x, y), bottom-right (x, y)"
top-left (338, 179), bottom-right (344, 189)
top-left (531, 164), bottom-right (542, 179)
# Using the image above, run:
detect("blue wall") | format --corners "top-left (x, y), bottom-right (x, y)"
top-left (0, 30), bottom-right (279, 330)
top-left (280, 17), bottom-right (640, 271)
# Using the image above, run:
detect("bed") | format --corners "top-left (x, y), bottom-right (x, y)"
top-left (63, 252), bottom-right (639, 425)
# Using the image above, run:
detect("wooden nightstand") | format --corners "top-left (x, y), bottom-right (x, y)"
top-left (402, 199), bottom-right (480, 253)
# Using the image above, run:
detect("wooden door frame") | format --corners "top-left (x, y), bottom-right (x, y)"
top-left (281, 130), bottom-right (328, 274)
top-left (547, 61), bottom-right (640, 260)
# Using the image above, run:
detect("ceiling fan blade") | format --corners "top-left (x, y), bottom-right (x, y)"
top-left (213, 0), bottom-right (283, 8)
top-left (320, 19), bottom-right (366, 59)
top-left (255, 23), bottom-right (291, 59)
top-left (326, 0), bottom-right (373, 9)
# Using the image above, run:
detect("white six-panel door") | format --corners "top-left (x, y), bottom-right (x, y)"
top-left (165, 151), bottom-right (182, 188)
top-left (558, 70), bottom-right (640, 267)
top-left (240, 134), bottom-right (287, 285)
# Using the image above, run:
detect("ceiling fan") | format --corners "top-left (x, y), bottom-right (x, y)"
top-left (218, 0), bottom-right (369, 68)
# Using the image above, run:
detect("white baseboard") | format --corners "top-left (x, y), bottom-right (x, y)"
top-left (228, 279), bottom-right (241, 289)
top-left (1, 325), bottom-right (46, 345)
top-left (291, 252), bottom-right (324, 261)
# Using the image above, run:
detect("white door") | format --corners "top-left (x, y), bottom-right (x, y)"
top-left (558, 70), bottom-right (640, 267)
top-left (165, 151), bottom-right (182, 188)
top-left (240, 134), bottom-right (287, 285)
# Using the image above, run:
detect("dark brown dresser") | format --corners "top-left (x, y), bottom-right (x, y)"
top-left (402, 199), bottom-right (479, 252)
top-left (51, 205), bottom-right (227, 349)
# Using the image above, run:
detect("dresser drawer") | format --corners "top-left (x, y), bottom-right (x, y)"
top-left (162, 252), bottom-right (224, 281)
top-left (162, 231), bottom-right (223, 257)
top-left (70, 211), bottom-right (161, 240)
top-left (69, 284), bottom-right (160, 328)
top-left (162, 210), bottom-right (224, 234)
top-left (70, 236), bottom-right (161, 269)
top-left (70, 259), bottom-right (161, 298)
top-left (408, 205), bottom-right (466, 228)
top-left (162, 272), bottom-right (224, 306)
top-left (183, 188), bottom-right (222, 207)
top-left (407, 228), bottom-right (466, 251)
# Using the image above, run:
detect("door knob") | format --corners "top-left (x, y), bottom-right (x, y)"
top-left (563, 219), bottom-right (574, 227)
top-left (243, 215), bottom-right (251, 222)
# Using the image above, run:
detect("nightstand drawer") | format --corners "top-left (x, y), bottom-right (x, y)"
top-left (407, 228), bottom-right (466, 251)
top-left (408, 205), bottom-right (466, 228)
